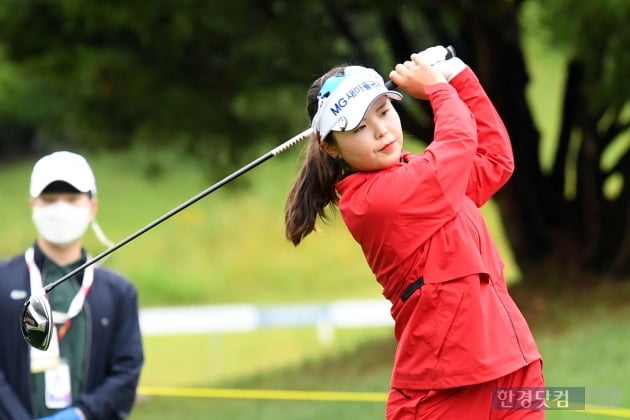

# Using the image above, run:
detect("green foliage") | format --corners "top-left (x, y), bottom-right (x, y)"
top-left (532, 0), bottom-right (630, 111)
top-left (0, 1), bottom-right (349, 157)
top-left (0, 0), bottom-right (452, 164)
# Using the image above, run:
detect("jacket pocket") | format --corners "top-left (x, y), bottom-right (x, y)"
top-left (409, 281), bottom-right (465, 363)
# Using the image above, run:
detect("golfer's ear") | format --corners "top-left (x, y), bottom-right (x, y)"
top-left (319, 141), bottom-right (340, 159)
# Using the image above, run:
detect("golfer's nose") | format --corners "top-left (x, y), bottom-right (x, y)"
top-left (374, 120), bottom-right (388, 139)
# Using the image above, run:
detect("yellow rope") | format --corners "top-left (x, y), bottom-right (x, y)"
top-left (137, 386), bottom-right (630, 417)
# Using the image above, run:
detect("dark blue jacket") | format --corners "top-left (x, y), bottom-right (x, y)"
top-left (0, 245), bottom-right (144, 420)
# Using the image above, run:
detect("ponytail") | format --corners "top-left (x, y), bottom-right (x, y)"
top-left (284, 66), bottom-right (349, 246)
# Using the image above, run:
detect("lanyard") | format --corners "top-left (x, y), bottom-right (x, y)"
top-left (25, 247), bottom-right (94, 340)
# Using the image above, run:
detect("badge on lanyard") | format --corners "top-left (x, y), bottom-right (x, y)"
top-left (44, 358), bottom-right (72, 409)
top-left (24, 247), bottom-right (93, 402)
top-left (30, 325), bottom-right (61, 373)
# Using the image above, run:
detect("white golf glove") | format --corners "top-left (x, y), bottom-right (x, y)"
top-left (416, 45), bottom-right (451, 66)
top-left (433, 57), bottom-right (467, 82)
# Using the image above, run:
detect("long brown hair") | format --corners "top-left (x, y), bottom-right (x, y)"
top-left (284, 66), bottom-right (351, 246)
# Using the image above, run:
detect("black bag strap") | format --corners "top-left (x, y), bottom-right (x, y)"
top-left (401, 277), bottom-right (424, 302)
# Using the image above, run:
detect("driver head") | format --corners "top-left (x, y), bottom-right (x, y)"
top-left (20, 293), bottom-right (53, 351)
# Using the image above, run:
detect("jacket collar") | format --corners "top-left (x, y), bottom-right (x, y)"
top-left (31, 242), bottom-right (89, 285)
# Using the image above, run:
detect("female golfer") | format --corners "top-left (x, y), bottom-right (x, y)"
top-left (284, 47), bottom-right (544, 419)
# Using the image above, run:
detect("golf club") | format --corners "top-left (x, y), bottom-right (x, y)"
top-left (21, 128), bottom-right (312, 350)
top-left (384, 45), bottom-right (456, 89)
top-left (21, 45), bottom-right (457, 351)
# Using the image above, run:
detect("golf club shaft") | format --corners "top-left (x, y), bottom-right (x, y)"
top-left (384, 45), bottom-right (456, 89)
top-left (43, 127), bottom-right (313, 293)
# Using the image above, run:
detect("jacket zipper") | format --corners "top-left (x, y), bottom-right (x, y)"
top-left (489, 279), bottom-right (528, 366)
top-left (461, 207), bottom-right (528, 365)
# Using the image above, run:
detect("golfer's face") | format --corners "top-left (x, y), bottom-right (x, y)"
top-left (331, 97), bottom-right (403, 172)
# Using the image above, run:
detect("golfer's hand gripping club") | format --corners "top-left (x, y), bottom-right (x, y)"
top-left (384, 45), bottom-right (456, 89)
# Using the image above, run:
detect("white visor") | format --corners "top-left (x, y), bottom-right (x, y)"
top-left (311, 66), bottom-right (402, 141)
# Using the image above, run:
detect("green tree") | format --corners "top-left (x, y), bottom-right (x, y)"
top-left (0, 1), bottom-right (343, 163)
top-left (531, 0), bottom-right (630, 280)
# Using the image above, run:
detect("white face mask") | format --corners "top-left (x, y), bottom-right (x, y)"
top-left (32, 201), bottom-right (92, 246)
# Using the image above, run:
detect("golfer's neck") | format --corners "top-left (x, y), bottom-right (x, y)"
top-left (37, 238), bottom-right (83, 267)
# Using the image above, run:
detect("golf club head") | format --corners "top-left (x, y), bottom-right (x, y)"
top-left (20, 292), bottom-right (53, 351)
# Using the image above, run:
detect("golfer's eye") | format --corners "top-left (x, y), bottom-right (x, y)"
top-left (380, 103), bottom-right (392, 116)
top-left (353, 124), bottom-right (366, 133)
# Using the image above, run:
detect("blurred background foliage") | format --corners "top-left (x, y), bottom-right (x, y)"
top-left (0, 0), bottom-right (629, 285)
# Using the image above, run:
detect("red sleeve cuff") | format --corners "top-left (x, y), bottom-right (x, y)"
top-left (424, 82), bottom-right (453, 95)
top-left (449, 67), bottom-right (478, 90)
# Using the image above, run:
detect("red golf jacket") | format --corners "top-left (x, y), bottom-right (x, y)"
top-left (336, 68), bottom-right (541, 389)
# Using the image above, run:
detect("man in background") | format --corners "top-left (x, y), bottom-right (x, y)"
top-left (0, 151), bottom-right (144, 420)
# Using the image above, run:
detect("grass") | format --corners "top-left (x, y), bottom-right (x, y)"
top-left (513, 282), bottom-right (630, 406)
top-left (133, 336), bottom-right (395, 420)
top-left (138, 327), bottom-right (394, 388)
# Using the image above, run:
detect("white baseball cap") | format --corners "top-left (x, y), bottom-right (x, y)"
top-left (311, 66), bottom-right (402, 141)
top-left (30, 151), bottom-right (97, 198)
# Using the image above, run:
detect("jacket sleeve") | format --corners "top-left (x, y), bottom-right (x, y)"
top-left (77, 278), bottom-right (144, 420)
top-left (420, 81), bottom-right (479, 212)
top-left (450, 67), bottom-right (514, 206)
top-left (0, 373), bottom-right (33, 420)
top-left (0, 257), bottom-right (36, 420)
